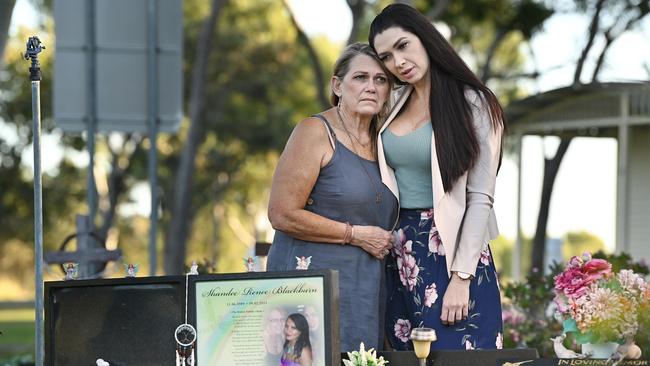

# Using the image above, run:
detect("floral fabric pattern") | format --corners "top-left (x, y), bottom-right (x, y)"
top-left (394, 319), bottom-right (412, 343)
top-left (385, 209), bottom-right (503, 351)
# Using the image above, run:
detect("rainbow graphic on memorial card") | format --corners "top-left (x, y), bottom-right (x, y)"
top-left (196, 276), bottom-right (326, 366)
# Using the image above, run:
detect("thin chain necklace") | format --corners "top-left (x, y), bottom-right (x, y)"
top-left (336, 106), bottom-right (382, 204)
top-left (339, 113), bottom-right (370, 147)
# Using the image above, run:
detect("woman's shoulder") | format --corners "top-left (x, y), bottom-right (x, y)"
top-left (463, 88), bottom-right (504, 136)
top-left (291, 114), bottom-right (335, 145)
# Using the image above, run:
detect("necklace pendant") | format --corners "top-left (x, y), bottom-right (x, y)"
top-left (376, 192), bottom-right (382, 204)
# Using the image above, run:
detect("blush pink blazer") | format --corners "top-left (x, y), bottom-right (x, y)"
top-left (377, 85), bottom-right (502, 277)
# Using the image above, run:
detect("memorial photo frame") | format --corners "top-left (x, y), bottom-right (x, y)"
top-left (188, 270), bottom-right (340, 366)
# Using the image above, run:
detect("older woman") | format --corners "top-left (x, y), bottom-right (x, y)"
top-left (267, 43), bottom-right (398, 352)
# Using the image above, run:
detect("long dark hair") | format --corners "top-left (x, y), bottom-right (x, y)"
top-left (330, 42), bottom-right (393, 155)
top-left (369, 4), bottom-right (505, 192)
top-left (284, 313), bottom-right (311, 359)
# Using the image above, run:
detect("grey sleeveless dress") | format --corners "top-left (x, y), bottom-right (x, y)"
top-left (267, 115), bottom-right (398, 352)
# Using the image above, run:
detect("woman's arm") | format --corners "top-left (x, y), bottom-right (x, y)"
top-left (299, 347), bottom-right (313, 366)
top-left (441, 91), bottom-right (503, 325)
top-left (268, 117), bottom-right (392, 259)
top-left (450, 91), bottom-right (503, 276)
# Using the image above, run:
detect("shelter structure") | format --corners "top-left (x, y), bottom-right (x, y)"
top-left (505, 82), bottom-right (650, 278)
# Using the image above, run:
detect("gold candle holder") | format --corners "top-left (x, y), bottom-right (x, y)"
top-left (410, 327), bottom-right (437, 366)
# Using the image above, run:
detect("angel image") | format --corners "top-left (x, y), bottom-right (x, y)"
top-left (63, 262), bottom-right (78, 280)
top-left (295, 256), bottom-right (312, 270)
top-left (187, 261), bottom-right (199, 275)
top-left (124, 263), bottom-right (139, 278)
top-left (243, 257), bottom-right (258, 272)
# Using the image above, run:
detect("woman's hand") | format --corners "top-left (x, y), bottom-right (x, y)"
top-left (440, 273), bottom-right (470, 325)
top-left (349, 225), bottom-right (393, 260)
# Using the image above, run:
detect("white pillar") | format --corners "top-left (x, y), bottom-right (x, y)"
top-left (616, 93), bottom-right (630, 253)
top-left (513, 134), bottom-right (523, 281)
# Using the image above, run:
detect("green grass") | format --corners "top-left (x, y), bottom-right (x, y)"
top-left (0, 309), bottom-right (34, 361)
top-left (0, 322), bottom-right (34, 345)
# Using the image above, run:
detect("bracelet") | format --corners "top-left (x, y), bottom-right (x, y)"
top-left (342, 222), bottom-right (352, 245)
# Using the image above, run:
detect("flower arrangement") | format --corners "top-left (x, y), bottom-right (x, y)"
top-left (553, 252), bottom-right (650, 344)
top-left (342, 343), bottom-right (388, 366)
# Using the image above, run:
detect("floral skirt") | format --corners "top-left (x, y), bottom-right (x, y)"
top-left (385, 208), bottom-right (503, 350)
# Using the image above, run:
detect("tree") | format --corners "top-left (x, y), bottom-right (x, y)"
top-left (529, 0), bottom-right (650, 274)
top-left (164, 0), bottom-right (228, 274)
top-left (435, 0), bottom-right (552, 83)
top-left (162, 0), bottom-right (330, 273)
top-left (0, 0), bottom-right (17, 64)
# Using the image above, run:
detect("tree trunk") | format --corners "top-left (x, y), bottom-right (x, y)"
top-left (530, 138), bottom-right (571, 274)
top-left (282, 0), bottom-right (329, 110)
top-left (346, 0), bottom-right (367, 45)
top-left (479, 28), bottom-right (507, 82)
top-left (573, 0), bottom-right (605, 85)
top-left (0, 0), bottom-right (17, 64)
top-left (97, 136), bottom-right (140, 242)
top-left (164, 0), bottom-right (227, 274)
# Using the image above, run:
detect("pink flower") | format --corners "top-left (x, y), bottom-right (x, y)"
top-left (428, 226), bottom-right (445, 255)
top-left (554, 267), bottom-right (590, 299)
top-left (582, 258), bottom-right (612, 281)
top-left (495, 332), bottom-right (503, 349)
top-left (555, 256), bottom-right (613, 301)
top-left (420, 209), bottom-right (433, 223)
top-left (392, 229), bottom-right (413, 258)
top-left (509, 329), bottom-right (521, 344)
top-left (502, 307), bottom-right (525, 326)
top-left (398, 254), bottom-right (419, 291)
top-left (554, 296), bottom-right (570, 314)
top-left (424, 283), bottom-right (438, 307)
top-left (465, 340), bottom-right (474, 350)
top-left (568, 255), bottom-right (584, 268)
top-left (394, 319), bottom-right (411, 343)
top-left (480, 243), bottom-right (491, 266)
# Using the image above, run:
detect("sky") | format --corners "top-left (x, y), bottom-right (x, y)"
top-left (10, 0), bottom-right (650, 251)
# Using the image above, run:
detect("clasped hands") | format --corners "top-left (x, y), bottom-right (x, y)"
top-left (349, 225), bottom-right (394, 260)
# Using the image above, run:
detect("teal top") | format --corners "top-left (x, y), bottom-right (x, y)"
top-left (382, 122), bottom-right (434, 209)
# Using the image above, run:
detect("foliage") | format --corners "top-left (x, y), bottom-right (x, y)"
top-left (0, 26), bottom-right (90, 289)
top-left (502, 262), bottom-right (563, 356)
top-left (502, 250), bottom-right (650, 357)
top-left (562, 231), bottom-right (605, 260)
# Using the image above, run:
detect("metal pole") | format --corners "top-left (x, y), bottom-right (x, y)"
top-left (24, 35), bottom-right (45, 366)
top-left (86, 0), bottom-right (97, 230)
top-left (147, 0), bottom-right (159, 276)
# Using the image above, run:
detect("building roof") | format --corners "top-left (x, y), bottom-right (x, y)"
top-left (505, 82), bottom-right (650, 137)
